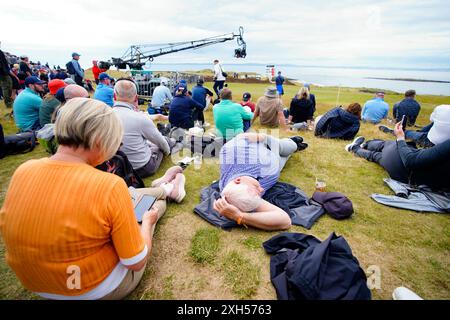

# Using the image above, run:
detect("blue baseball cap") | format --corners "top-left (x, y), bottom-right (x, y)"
top-left (99, 73), bottom-right (112, 81)
top-left (25, 76), bottom-right (46, 86)
top-left (72, 52), bottom-right (81, 58)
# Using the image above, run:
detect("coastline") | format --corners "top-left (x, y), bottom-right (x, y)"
top-left (366, 77), bottom-right (450, 84)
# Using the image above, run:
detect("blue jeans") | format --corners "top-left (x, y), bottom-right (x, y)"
top-left (405, 123), bottom-right (434, 148)
top-left (243, 120), bottom-right (251, 132)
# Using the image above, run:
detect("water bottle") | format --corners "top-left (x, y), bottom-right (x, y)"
top-left (193, 152), bottom-right (202, 170)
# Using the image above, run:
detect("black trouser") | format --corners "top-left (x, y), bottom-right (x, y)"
top-left (354, 139), bottom-right (385, 164)
top-left (213, 81), bottom-right (225, 96)
top-left (75, 75), bottom-right (84, 86)
top-left (192, 108), bottom-right (205, 124)
top-left (354, 139), bottom-right (409, 183)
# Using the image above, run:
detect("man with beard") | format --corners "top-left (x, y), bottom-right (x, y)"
top-left (13, 76), bottom-right (45, 131)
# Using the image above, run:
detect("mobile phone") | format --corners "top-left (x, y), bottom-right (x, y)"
top-left (134, 195), bottom-right (157, 223)
top-left (401, 115), bottom-right (407, 130)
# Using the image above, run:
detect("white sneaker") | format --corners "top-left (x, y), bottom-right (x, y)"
top-left (392, 287), bottom-right (423, 300)
top-left (168, 173), bottom-right (186, 203)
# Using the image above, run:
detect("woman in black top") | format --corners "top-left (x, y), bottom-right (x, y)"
top-left (289, 86), bottom-right (314, 124)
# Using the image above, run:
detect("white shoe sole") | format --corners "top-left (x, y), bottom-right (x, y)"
top-left (345, 136), bottom-right (364, 152)
top-left (151, 167), bottom-right (183, 187)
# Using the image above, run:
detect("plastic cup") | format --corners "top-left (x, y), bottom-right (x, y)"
top-left (315, 177), bottom-right (327, 192)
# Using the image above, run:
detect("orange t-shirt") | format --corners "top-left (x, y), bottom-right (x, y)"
top-left (0, 158), bottom-right (145, 296)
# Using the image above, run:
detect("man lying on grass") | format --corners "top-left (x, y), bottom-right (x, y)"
top-left (214, 132), bottom-right (308, 230)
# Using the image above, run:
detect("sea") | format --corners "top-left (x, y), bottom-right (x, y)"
top-left (148, 63), bottom-right (450, 97)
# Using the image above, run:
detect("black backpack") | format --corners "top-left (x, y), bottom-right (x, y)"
top-left (65, 61), bottom-right (76, 75)
top-left (96, 150), bottom-right (145, 188)
top-left (0, 126), bottom-right (37, 159)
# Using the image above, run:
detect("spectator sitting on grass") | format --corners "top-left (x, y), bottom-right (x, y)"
top-left (39, 79), bottom-right (67, 127)
top-left (304, 83), bottom-right (316, 115)
top-left (94, 73), bottom-right (114, 107)
top-left (13, 76), bottom-right (46, 131)
top-left (150, 79), bottom-right (173, 114)
top-left (239, 92), bottom-right (256, 132)
top-left (113, 79), bottom-right (174, 179)
top-left (0, 97), bottom-right (186, 300)
top-left (361, 92), bottom-right (389, 124)
top-left (52, 84), bottom-right (90, 122)
top-left (345, 120), bottom-right (450, 191)
top-left (379, 104), bottom-right (450, 148)
top-left (288, 86), bottom-right (315, 130)
top-left (253, 86), bottom-right (288, 131)
top-left (213, 88), bottom-right (253, 141)
top-left (314, 103), bottom-right (362, 140)
top-left (214, 132), bottom-right (308, 230)
top-left (393, 90), bottom-right (421, 126)
top-left (168, 84), bottom-right (205, 130)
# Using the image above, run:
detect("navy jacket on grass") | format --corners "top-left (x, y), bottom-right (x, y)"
top-left (263, 232), bottom-right (371, 300)
top-left (315, 107), bottom-right (360, 140)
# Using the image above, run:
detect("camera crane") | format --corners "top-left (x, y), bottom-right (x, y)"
top-left (99, 26), bottom-right (247, 70)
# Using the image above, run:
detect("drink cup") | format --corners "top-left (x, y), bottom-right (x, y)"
top-left (315, 178), bottom-right (327, 192)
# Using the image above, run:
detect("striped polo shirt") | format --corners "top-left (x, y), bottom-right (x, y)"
top-left (219, 137), bottom-right (280, 195)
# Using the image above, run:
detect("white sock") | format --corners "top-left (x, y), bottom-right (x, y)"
top-left (161, 183), bottom-right (174, 196)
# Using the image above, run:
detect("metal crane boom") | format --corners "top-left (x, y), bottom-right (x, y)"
top-left (106, 27), bottom-right (246, 70)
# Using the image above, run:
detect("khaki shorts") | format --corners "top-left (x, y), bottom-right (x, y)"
top-left (100, 267), bottom-right (146, 300)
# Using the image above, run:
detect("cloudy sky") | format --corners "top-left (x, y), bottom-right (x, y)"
top-left (1, 0), bottom-right (449, 69)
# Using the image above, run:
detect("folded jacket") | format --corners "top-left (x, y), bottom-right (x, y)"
top-left (263, 232), bottom-right (371, 300)
top-left (371, 178), bottom-right (450, 213)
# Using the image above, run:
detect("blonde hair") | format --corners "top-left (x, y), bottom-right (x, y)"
top-left (55, 98), bottom-right (123, 161)
top-left (297, 87), bottom-right (310, 100)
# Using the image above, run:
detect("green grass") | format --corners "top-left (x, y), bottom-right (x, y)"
top-left (189, 228), bottom-right (221, 264)
top-left (241, 236), bottom-right (264, 251)
top-left (0, 76), bottom-right (449, 300)
top-left (221, 250), bottom-right (261, 299)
